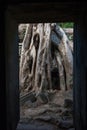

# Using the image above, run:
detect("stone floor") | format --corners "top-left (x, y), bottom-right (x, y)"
top-left (16, 122), bottom-right (58, 130)
top-left (17, 89), bottom-right (75, 130)
top-left (16, 122), bottom-right (75, 130)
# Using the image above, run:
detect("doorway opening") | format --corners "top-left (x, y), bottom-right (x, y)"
top-left (18, 22), bottom-right (74, 130)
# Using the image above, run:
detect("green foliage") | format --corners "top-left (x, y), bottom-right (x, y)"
top-left (58, 22), bottom-right (74, 28)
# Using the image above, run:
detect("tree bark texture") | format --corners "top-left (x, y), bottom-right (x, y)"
top-left (19, 23), bottom-right (73, 95)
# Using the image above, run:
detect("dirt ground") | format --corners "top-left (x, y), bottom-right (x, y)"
top-left (18, 89), bottom-right (74, 130)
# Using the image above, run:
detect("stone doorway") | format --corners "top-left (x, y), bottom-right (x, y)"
top-left (5, 3), bottom-right (87, 130)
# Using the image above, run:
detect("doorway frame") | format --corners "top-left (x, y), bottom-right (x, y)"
top-left (5, 2), bottom-right (87, 130)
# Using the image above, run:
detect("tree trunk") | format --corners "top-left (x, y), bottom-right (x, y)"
top-left (19, 23), bottom-right (73, 95)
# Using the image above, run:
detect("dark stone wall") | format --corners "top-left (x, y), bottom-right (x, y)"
top-left (0, 1), bottom-right (87, 130)
top-left (0, 6), bottom-right (6, 130)
top-left (74, 12), bottom-right (87, 130)
top-left (5, 12), bottom-right (19, 130)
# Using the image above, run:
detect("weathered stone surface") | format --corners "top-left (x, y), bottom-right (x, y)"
top-left (59, 119), bottom-right (73, 129)
top-left (16, 122), bottom-right (58, 130)
top-left (20, 89), bottom-right (74, 130)
top-left (64, 99), bottom-right (73, 108)
top-left (36, 92), bottom-right (48, 104)
top-left (20, 92), bottom-right (36, 105)
top-left (34, 115), bottom-right (52, 121)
